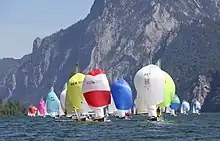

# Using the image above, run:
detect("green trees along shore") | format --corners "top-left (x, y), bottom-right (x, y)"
top-left (0, 100), bottom-right (26, 116)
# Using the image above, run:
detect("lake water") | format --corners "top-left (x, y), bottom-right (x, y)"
top-left (0, 113), bottom-right (220, 141)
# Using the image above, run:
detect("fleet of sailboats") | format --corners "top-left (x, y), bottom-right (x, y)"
top-left (27, 61), bottom-right (202, 122)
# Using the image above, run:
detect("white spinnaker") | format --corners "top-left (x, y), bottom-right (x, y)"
top-left (136, 94), bottom-right (148, 114)
top-left (82, 74), bottom-right (110, 93)
top-left (134, 65), bottom-right (165, 117)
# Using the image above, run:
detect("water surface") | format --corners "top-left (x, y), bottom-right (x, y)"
top-left (0, 113), bottom-right (219, 141)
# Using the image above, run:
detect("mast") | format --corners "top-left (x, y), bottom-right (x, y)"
top-left (149, 51), bottom-right (152, 64)
top-left (75, 63), bottom-right (79, 73)
top-left (155, 59), bottom-right (161, 69)
top-left (96, 47), bottom-right (100, 69)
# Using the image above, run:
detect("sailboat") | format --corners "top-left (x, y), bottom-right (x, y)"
top-left (45, 87), bottom-right (63, 118)
top-left (169, 94), bottom-right (180, 116)
top-left (134, 64), bottom-right (165, 121)
top-left (28, 105), bottom-right (37, 117)
top-left (111, 78), bottom-right (133, 119)
top-left (37, 98), bottom-right (46, 117)
top-left (67, 64), bottom-right (91, 120)
top-left (180, 100), bottom-right (190, 115)
top-left (82, 68), bottom-right (111, 122)
top-left (192, 98), bottom-right (201, 115)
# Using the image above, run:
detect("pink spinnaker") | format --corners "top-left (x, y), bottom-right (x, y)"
top-left (37, 98), bottom-right (46, 116)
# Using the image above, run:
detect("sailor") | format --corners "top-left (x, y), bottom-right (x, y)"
top-left (156, 107), bottom-right (161, 117)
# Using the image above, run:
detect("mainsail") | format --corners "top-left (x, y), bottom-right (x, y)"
top-left (107, 95), bottom-right (117, 115)
top-left (60, 83), bottom-right (73, 117)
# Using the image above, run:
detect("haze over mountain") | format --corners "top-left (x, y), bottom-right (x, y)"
top-left (0, 0), bottom-right (220, 112)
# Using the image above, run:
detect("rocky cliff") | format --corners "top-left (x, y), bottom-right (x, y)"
top-left (1, 0), bottom-right (220, 111)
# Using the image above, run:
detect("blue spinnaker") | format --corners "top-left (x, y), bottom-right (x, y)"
top-left (46, 87), bottom-right (60, 116)
top-left (111, 78), bottom-right (133, 110)
top-left (170, 94), bottom-right (180, 111)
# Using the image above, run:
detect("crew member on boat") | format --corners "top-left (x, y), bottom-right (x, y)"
top-left (156, 107), bottom-right (162, 117)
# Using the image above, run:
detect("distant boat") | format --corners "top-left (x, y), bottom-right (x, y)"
top-left (134, 64), bottom-right (165, 121)
top-left (111, 78), bottom-right (133, 119)
top-left (169, 94), bottom-right (180, 116)
top-left (82, 68), bottom-right (111, 121)
top-left (192, 98), bottom-right (201, 115)
top-left (180, 100), bottom-right (190, 115)
top-left (28, 105), bottom-right (37, 117)
top-left (37, 98), bottom-right (46, 117)
top-left (45, 87), bottom-right (62, 118)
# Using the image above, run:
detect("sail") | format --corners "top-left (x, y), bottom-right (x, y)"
top-left (28, 105), bottom-right (37, 116)
top-left (81, 97), bottom-right (94, 115)
top-left (158, 71), bottom-right (175, 108)
top-left (135, 94), bottom-right (148, 114)
top-left (192, 99), bottom-right (201, 113)
top-left (155, 59), bottom-right (161, 68)
top-left (67, 73), bottom-right (85, 111)
top-left (180, 100), bottom-right (190, 114)
top-left (108, 94), bottom-right (117, 114)
top-left (134, 64), bottom-right (165, 117)
top-left (37, 98), bottom-right (45, 116)
top-left (60, 83), bottom-right (73, 116)
top-left (60, 83), bottom-right (67, 111)
top-left (111, 78), bottom-right (133, 110)
top-left (46, 87), bottom-right (60, 117)
top-left (65, 94), bottom-right (74, 117)
top-left (117, 109), bottom-right (126, 118)
top-left (165, 106), bottom-right (171, 113)
top-left (170, 94), bottom-right (180, 111)
top-left (82, 68), bottom-right (111, 119)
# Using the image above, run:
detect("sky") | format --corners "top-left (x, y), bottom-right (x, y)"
top-left (0, 0), bottom-right (94, 59)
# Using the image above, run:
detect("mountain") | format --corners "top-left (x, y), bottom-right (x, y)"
top-left (1, 0), bottom-right (220, 111)
top-left (0, 58), bottom-right (18, 77)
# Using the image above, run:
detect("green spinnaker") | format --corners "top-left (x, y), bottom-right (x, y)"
top-left (157, 71), bottom-right (175, 108)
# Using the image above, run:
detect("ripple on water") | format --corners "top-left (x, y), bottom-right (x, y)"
top-left (0, 114), bottom-right (220, 141)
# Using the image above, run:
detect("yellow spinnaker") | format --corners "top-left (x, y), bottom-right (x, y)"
top-left (65, 94), bottom-right (74, 115)
top-left (67, 73), bottom-right (85, 111)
